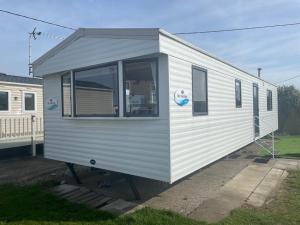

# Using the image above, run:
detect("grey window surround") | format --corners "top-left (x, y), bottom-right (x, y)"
top-left (24, 92), bottom-right (35, 111)
top-left (267, 89), bottom-right (273, 111)
top-left (192, 66), bottom-right (208, 116)
top-left (61, 73), bottom-right (72, 117)
top-left (73, 63), bottom-right (119, 117)
top-left (123, 58), bottom-right (159, 117)
top-left (0, 91), bottom-right (9, 111)
top-left (235, 79), bottom-right (242, 108)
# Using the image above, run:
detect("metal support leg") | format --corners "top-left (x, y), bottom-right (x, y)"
top-left (272, 131), bottom-right (275, 159)
top-left (66, 163), bottom-right (82, 184)
top-left (126, 175), bottom-right (141, 200)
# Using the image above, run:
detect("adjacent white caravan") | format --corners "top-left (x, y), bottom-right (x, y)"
top-left (33, 28), bottom-right (278, 183)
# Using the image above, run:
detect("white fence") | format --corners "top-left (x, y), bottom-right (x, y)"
top-left (0, 115), bottom-right (44, 153)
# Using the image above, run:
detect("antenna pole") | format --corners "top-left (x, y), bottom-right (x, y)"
top-left (28, 31), bottom-right (32, 77)
top-left (28, 27), bottom-right (41, 77)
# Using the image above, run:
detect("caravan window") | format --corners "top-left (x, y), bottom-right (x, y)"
top-left (235, 79), bottom-right (242, 108)
top-left (62, 73), bottom-right (72, 117)
top-left (267, 90), bottom-right (273, 111)
top-left (23, 92), bottom-right (36, 112)
top-left (74, 64), bottom-right (119, 117)
top-left (0, 91), bottom-right (9, 111)
top-left (192, 66), bottom-right (208, 115)
top-left (123, 59), bottom-right (158, 117)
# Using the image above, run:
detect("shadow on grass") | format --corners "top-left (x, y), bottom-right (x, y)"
top-left (0, 184), bottom-right (206, 225)
top-left (278, 153), bottom-right (300, 159)
top-left (0, 184), bottom-right (116, 224)
top-left (259, 153), bottom-right (300, 160)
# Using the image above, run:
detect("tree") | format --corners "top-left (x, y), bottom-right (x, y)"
top-left (278, 85), bottom-right (300, 135)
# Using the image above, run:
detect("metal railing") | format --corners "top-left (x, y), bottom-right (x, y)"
top-left (0, 115), bottom-right (43, 156)
top-left (253, 115), bottom-right (275, 159)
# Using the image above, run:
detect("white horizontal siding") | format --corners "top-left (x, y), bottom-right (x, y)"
top-left (35, 37), bottom-right (159, 76)
top-left (258, 83), bottom-right (278, 136)
top-left (0, 83), bottom-right (43, 117)
top-left (43, 55), bottom-right (170, 182)
top-left (161, 35), bottom-right (278, 183)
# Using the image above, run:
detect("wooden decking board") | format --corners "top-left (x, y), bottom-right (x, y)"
top-left (65, 189), bottom-right (91, 201)
top-left (52, 184), bottom-right (79, 195)
top-left (76, 192), bottom-right (99, 203)
top-left (61, 187), bottom-right (89, 198)
top-left (50, 184), bottom-right (113, 209)
top-left (67, 191), bottom-right (93, 202)
top-left (58, 188), bottom-right (81, 198)
top-left (90, 196), bottom-right (112, 208)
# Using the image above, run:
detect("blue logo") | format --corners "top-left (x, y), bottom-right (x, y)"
top-left (174, 89), bottom-right (189, 106)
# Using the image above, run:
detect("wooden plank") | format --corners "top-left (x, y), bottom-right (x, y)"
top-left (88, 196), bottom-right (112, 208)
top-left (75, 192), bottom-right (99, 203)
top-left (52, 184), bottom-right (80, 196)
top-left (100, 199), bottom-right (137, 214)
top-left (67, 189), bottom-right (91, 201)
top-left (51, 184), bottom-right (112, 209)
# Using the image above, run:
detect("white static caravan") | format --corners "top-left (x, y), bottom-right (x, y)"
top-left (33, 28), bottom-right (278, 183)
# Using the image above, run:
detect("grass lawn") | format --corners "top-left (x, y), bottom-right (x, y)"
top-left (275, 135), bottom-right (300, 158)
top-left (1, 170), bottom-right (300, 225)
top-left (260, 135), bottom-right (300, 158)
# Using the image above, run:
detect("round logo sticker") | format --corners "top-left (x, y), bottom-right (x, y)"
top-left (174, 89), bottom-right (189, 106)
top-left (46, 97), bottom-right (58, 110)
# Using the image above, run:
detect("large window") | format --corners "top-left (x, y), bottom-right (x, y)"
top-left (267, 90), bottom-right (273, 111)
top-left (123, 59), bottom-right (158, 117)
top-left (0, 91), bottom-right (9, 111)
top-left (192, 66), bottom-right (208, 115)
top-left (62, 73), bottom-right (72, 117)
top-left (235, 79), bottom-right (242, 108)
top-left (74, 64), bottom-right (119, 117)
top-left (23, 92), bottom-right (35, 112)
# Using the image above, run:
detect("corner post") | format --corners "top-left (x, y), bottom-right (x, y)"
top-left (272, 131), bottom-right (275, 159)
top-left (31, 115), bottom-right (36, 156)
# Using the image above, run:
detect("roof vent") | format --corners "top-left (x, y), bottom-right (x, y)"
top-left (257, 68), bottom-right (262, 78)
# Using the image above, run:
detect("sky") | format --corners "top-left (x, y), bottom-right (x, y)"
top-left (0, 0), bottom-right (300, 88)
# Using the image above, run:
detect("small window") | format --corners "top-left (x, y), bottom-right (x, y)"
top-left (24, 92), bottom-right (35, 112)
top-left (62, 73), bottom-right (72, 117)
top-left (0, 91), bottom-right (9, 111)
top-left (192, 66), bottom-right (208, 115)
top-left (267, 90), bottom-right (273, 111)
top-left (235, 79), bottom-right (242, 108)
top-left (74, 64), bottom-right (119, 117)
top-left (123, 59), bottom-right (158, 117)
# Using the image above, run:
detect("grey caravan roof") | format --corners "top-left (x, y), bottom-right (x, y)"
top-left (32, 28), bottom-right (160, 68)
top-left (32, 28), bottom-right (276, 87)
top-left (0, 73), bottom-right (43, 85)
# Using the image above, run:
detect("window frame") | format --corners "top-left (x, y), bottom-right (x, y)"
top-left (235, 79), bottom-right (242, 108)
top-left (122, 58), bottom-right (159, 117)
top-left (267, 89), bottom-right (273, 111)
top-left (192, 65), bottom-right (208, 116)
top-left (22, 91), bottom-right (36, 113)
top-left (61, 72), bottom-right (72, 117)
top-left (0, 90), bottom-right (10, 112)
top-left (73, 62), bottom-right (119, 117)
